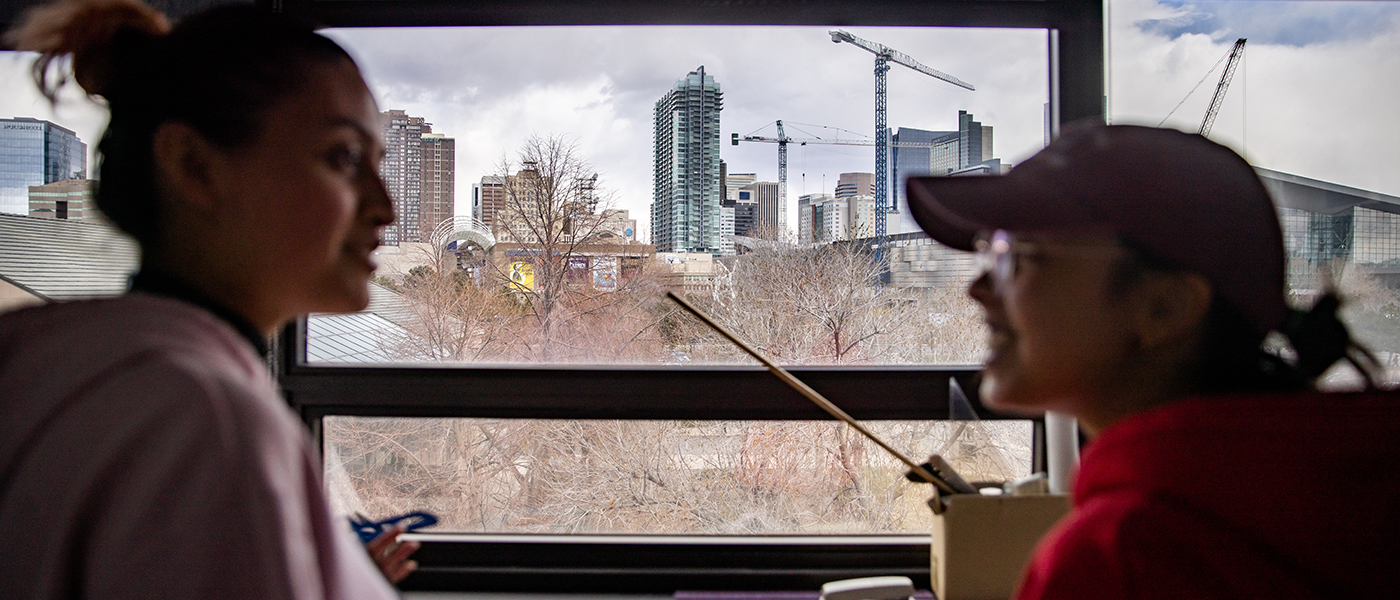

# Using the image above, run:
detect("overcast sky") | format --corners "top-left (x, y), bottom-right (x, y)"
top-left (3, 0), bottom-right (1398, 241)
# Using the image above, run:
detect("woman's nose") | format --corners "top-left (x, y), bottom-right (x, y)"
top-left (968, 270), bottom-right (996, 306)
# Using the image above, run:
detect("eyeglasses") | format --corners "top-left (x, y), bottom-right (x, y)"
top-left (973, 230), bottom-right (1021, 294)
top-left (973, 229), bottom-right (1126, 294)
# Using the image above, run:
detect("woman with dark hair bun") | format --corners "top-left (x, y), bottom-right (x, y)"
top-left (907, 123), bottom-right (1400, 599)
top-left (0, 0), bottom-right (415, 596)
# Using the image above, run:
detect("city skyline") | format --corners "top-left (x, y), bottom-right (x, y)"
top-left (3, 0), bottom-right (1399, 242)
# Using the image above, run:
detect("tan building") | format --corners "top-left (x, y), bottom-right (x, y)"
top-left (419, 132), bottom-right (455, 243)
top-left (381, 109), bottom-right (455, 245)
top-left (833, 172), bottom-right (873, 199)
top-left (28, 179), bottom-right (100, 222)
top-left (489, 241), bottom-right (654, 292)
top-left (656, 251), bottom-right (717, 293)
top-left (477, 176), bottom-right (505, 230)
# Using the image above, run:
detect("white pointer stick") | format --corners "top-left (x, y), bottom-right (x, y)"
top-left (666, 291), bottom-right (954, 495)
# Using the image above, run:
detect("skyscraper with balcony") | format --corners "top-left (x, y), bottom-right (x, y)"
top-left (1, 117), bottom-right (86, 216)
top-left (420, 132), bottom-right (455, 242)
top-left (651, 66), bottom-right (723, 254)
top-left (380, 110), bottom-right (455, 245)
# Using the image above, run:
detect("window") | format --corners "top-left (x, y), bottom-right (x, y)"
top-left (260, 0), bottom-right (1109, 592)
top-left (1104, 0), bottom-right (1400, 389)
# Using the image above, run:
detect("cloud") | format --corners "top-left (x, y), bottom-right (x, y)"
top-left (5, 2), bottom-right (1394, 240)
top-left (1109, 0), bottom-right (1400, 198)
top-left (327, 25), bottom-right (1049, 238)
top-left (1133, 1), bottom-right (1400, 46)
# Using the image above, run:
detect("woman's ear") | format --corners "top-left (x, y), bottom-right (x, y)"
top-left (151, 121), bottom-right (222, 214)
top-left (1135, 272), bottom-right (1213, 351)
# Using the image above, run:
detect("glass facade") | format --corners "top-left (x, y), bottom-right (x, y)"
top-left (1278, 205), bottom-right (1400, 271)
top-left (0, 118), bottom-right (86, 216)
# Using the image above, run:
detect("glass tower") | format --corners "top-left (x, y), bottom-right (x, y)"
top-left (651, 66), bottom-right (723, 254)
top-left (1, 117), bottom-right (86, 216)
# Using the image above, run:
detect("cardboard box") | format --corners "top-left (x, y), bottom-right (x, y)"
top-left (929, 494), bottom-right (1070, 600)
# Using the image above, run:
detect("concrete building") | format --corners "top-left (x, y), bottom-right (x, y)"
top-left (599, 209), bottom-right (639, 244)
top-left (718, 206), bottom-right (736, 256)
top-left (656, 251), bottom-right (718, 294)
top-left (28, 179), bottom-right (99, 222)
top-left (798, 195), bottom-right (814, 244)
top-left (741, 181), bottom-right (780, 238)
top-left (651, 66), bottom-right (724, 254)
top-left (798, 193), bottom-right (834, 243)
top-left (1, 117), bottom-right (86, 217)
top-left (380, 110), bottom-right (423, 245)
top-left (834, 172), bottom-right (873, 199)
top-left (725, 172), bottom-right (757, 201)
top-left (380, 110), bottom-right (454, 245)
top-left (478, 176), bottom-right (505, 230)
top-left (799, 193), bottom-right (875, 243)
top-left (847, 195), bottom-right (876, 239)
top-left (419, 132), bottom-right (455, 243)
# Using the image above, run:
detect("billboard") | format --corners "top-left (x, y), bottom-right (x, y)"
top-left (567, 256), bottom-right (590, 284)
top-left (593, 256), bottom-right (618, 290)
top-left (509, 262), bottom-right (534, 291)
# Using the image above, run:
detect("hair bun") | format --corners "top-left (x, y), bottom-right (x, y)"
top-left (5, 0), bottom-right (170, 100)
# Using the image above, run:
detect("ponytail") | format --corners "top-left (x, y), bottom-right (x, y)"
top-left (1281, 292), bottom-right (1383, 389)
top-left (4, 0), bottom-right (169, 101)
top-left (5, 0), bottom-right (353, 250)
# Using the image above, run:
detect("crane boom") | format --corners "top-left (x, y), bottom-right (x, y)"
top-left (1201, 38), bottom-right (1246, 137)
top-left (829, 29), bottom-right (972, 262)
top-left (732, 122), bottom-right (958, 214)
top-left (830, 30), bottom-right (975, 92)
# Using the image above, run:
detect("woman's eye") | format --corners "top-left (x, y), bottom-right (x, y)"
top-left (328, 147), bottom-right (364, 172)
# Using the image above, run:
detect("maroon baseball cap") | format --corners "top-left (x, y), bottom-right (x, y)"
top-left (906, 122), bottom-right (1287, 335)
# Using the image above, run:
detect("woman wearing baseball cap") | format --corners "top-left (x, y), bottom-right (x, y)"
top-left (908, 123), bottom-right (1399, 598)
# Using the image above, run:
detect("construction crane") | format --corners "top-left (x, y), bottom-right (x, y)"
top-left (732, 120), bottom-right (955, 212)
top-left (829, 29), bottom-right (974, 241)
top-left (1200, 38), bottom-right (1247, 137)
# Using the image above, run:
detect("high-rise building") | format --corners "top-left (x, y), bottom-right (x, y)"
top-left (380, 110), bottom-right (455, 245)
top-left (1, 117), bottom-right (86, 216)
top-left (420, 132), bottom-right (455, 242)
top-left (731, 194), bottom-right (758, 238)
top-left (719, 206), bottom-right (736, 256)
top-left (834, 172), bottom-right (873, 199)
top-left (798, 195), bottom-right (814, 243)
top-left (380, 110), bottom-right (423, 245)
top-left (28, 179), bottom-right (99, 221)
top-left (725, 172), bottom-right (757, 200)
top-left (889, 110), bottom-right (1001, 235)
top-left (741, 182), bottom-right (780, 238)
top-left (848, 195), bottom-right (876, 239)
top-left (958, 110), bottom-right (994, 169)
top-left (479, 176), bottom-right (505, 229)
top-left (798, 193), bottom-right (835, 242)
top-left (651, 66), bottom-right (724, 254)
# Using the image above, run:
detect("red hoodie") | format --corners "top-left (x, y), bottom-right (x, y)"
top-left (1015, 392), bottom-right (1400, 599)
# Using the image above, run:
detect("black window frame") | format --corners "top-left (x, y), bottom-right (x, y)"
top-left (270, 0), bottom-right (1104, 592)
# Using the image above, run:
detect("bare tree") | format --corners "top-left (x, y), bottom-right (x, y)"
top-left (489, 134), bottom-right (622, 361)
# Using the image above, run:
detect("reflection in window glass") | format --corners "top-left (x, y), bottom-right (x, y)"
top-left (1108, 0), bottom-right (1400, 386)
top-left (325, 417), bottom-right (1032, 534)
top-left (307, 26), bottom-right (1049, 366)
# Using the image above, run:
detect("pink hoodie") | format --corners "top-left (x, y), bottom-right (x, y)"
top-left (0, 294), bottom-right (396, 600)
